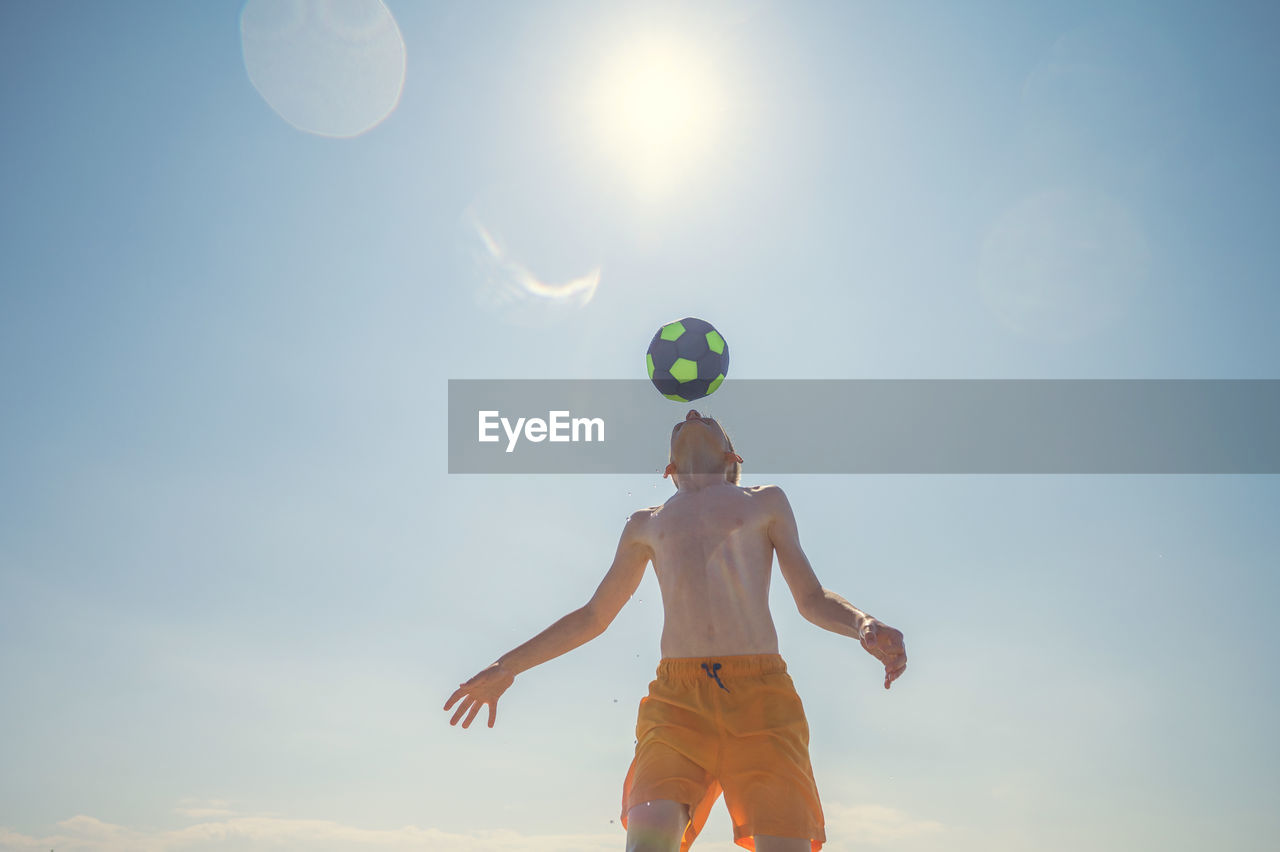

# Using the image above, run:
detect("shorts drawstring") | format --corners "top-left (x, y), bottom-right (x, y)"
top-left (702, 661), bottom-right (730, 692)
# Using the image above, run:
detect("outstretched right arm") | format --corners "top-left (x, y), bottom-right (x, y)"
top-left (766, 485), bottom-right (908, 689)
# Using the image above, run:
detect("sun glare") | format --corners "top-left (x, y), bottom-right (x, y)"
top-left (590, 36), bottom-right (723, 194)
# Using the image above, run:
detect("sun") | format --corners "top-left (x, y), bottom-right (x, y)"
top-left (588, 35), bottom-right (723, 194)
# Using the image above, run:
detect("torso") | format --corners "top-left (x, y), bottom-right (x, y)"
top-left (635, 483), bottom-right (780, 658)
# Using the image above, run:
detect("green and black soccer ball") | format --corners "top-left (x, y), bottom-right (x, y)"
top-left (646, 317), bottom-right (729, 402)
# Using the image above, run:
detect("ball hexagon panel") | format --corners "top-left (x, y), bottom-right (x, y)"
top-left (646, 317), bottom-right (730, 402)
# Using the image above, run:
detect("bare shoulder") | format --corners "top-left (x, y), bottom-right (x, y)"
top-left (622, 506), bottom-right (660, 548)
top-left (732, 484), bottom-right (787, 530)
top-left (745, 483), bottom-right (789, 510)
top-left (630, 499), bottom-right (671, 518)
top-left (745, 483), bottom-right (784, 498)
top-left (745, 484), bottom-right (800, 542)
top-left (625, 506), bottom-right (661, 529)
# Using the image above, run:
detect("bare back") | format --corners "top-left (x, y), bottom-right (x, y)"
top-left (636, 483), bottom-right (781, 657)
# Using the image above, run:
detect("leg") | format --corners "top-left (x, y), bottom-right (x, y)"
top-left (719, 668), bottom-right (825, 852)
top-left (625, 799), bottom-right (690, 852)
top-left (753, 835), bottom-right (811, 852)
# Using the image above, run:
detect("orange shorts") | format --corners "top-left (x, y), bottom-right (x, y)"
top-left (621, 654), bottom-right (825, 851)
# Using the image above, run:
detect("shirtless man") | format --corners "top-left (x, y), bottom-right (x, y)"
top-left (445, 409), bottom-right (908, 852)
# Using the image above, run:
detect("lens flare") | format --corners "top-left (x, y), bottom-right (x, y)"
top-left (240, 0), bottom-right (406, 138)
top-left (465, 208), bottom-right (601, 327)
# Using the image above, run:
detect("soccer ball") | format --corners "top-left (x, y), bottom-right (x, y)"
top-left (645, 317), bottom-right (729, 402)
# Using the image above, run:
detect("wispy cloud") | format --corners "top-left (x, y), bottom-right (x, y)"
top-left (0, 801), bottom-right (941, 852)
top-left (0, 814), bottom-right (618, 852)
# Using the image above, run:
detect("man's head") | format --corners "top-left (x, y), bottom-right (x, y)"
top-left (667, 409), bottom-right (741, 487)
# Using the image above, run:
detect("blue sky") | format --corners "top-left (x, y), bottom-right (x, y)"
top-left (1, 1), bottom-right (1278, 850)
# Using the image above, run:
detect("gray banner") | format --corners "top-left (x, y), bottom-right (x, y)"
top-left (447, 380), bottom-right (1280, 474)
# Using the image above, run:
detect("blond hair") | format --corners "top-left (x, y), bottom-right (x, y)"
top-left (668, 419), bottom-right (741, 487)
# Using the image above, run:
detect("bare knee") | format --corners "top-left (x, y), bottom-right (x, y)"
top-left (624, 800), bottom-right (690, 852)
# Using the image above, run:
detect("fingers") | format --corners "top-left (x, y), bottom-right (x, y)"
top-left (858, 628), bottom-right (907, 690)
top-left (450, 696), bottom-right (486, 728)
top-left (450, 696), bottom-right (474, 726)
top-left (446, 692), bottom-right (500, 729)
top-left (446, 667), bottom-right (508, 728)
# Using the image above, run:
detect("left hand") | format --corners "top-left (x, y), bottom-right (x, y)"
top-left (444, 662), bottom-right (515, 728)
top-left (859, 619), bottom-right (907, 689)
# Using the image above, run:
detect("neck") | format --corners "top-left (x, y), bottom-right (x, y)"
top-left (672, 446), bottom-right (729, 492)
top-left (676, 472), bottom-right (727, 493)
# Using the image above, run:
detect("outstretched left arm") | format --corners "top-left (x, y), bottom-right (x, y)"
top-left (444, 511), bottom-right (652, 728)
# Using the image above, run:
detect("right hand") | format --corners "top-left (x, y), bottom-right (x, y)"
top-left (444, 662), bottom-right (515, 728)
top-left (860, 620), bottom-right (908, 690)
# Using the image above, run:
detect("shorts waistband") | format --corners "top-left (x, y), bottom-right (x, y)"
top-left (656, 653), bottom-right (788, 681)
